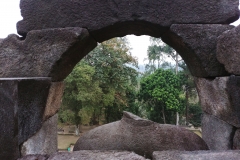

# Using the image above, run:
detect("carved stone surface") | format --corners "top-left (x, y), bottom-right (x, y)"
top-left (18, 78), bottom-right (51, 145)
top-left (233, 129), bottom-right (240, 149)
top-left (0, 28), bottom-right (97, 81)
top-left (18, 151), bottom-right (147, 160)
top-left (74, 112), bottom-right (208, 158)
top-left (195, 76), bottom-right (240, 127)
top-left (0, 80), bottom-right (19, 160)
top-left (18, 155), bottom-right (49, 160)
top-left (17, 0), bottom-right (239, 42)
top-left (217, 25), bottom-right (240, 75)
top-left (161, 24), bottom-right (233, 77)
top-left (43, 82), bottom-right (64, 121)
top-left (48, 151), bottom-right (147, 160)
top-left (202, 113), bottom-right (235, 150)
top-left (21, 114), bottom-right (58, 156)
top-left (152, 150), bottom-right (240, 160)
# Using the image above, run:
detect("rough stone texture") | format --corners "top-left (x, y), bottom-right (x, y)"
top-left (17, 0), bottom-right (239, 42)
top-left (152, 150), bottom-right (240, 160)
top-left (233, 129), bottom-right (240, 149)
top-left (0, 80), bottom-right (19, 160)
top-left (161, 24), bottom-right (234, 77)
top-left (0, 78), bottom-right (64, 160)
top-left (18, 78), bottom-right (51, 145)
top-left (195, 76), bottom-right (240, 127)
top-left (18, 151), bottom-right (148, 160)
top-left (21, 114), bottom-right (58, 156)
top-left (18, 155), bottom-right (49, 160)
top-left (217, 25), bottom-right (240, 75)
top-left (0, 28), bottom-right (97, 81)
top-left (74, 112), bottom-right (208, 158)
top-left (48, 151), bottom-right (147, 160)
top-left (43, 82), bottom-right (64, 121)
top-left (202, 113), bottom-right (235, 150)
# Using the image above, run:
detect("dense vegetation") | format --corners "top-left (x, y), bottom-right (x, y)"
top-left (58, 37), bottom-right (202, 134)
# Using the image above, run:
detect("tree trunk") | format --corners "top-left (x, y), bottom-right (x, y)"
top-left (75, 125), bottom-right (80, 136)
top-left (162, 107), bottom-right (166, 124)
top-left (175, 53), bottom-right (178, 75)
top-left (176, 112), bottom-right (179, 125)
top-left (185, 87), bottom-right (189, 125)
top-left (175, 53), bottom-right (179, 125)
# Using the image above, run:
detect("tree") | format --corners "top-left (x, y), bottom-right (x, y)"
top-left (84, 37), bottom-right (139, 123)
top-left (178, 62), bottom-right (199, 125)
top-left (146, 37), bottom-right (183, 124)
top-left (59, 37), bottom-right (140, 131)
top-left (59, 62), bottom-right (103, 135)
top-left (139, 69), bottom-right (182, 124)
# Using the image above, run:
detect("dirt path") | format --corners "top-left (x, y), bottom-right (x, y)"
top-left (58, 125), bottom-right (98, 150)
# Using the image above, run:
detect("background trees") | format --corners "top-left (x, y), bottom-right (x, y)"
top-left (139, 69), bottom-right (182, 124)
top-left (59, 38), bottom-right (139, 133)
top-left (59, 36), bottom-right (202, 130)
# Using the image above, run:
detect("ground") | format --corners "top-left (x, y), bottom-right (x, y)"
top-left (58, 125), bottom-right (98, 150)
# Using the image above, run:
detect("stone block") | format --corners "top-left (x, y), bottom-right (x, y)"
top-left (233, 129), bottom-right (240, 149)
top-left (202, 113), bottom-right (235, 150)
top-left (18, 78), bottom-right (52, 145)
top-left (74, 111), bottom-right (208, 158)
top-left (21, 114), bottom-right (58, 156)
top-left (0, 28), bottom-right (97, 81)
top-left (18, 155), bottom-right (49, 160)
top-left (217, 25), bottom-right (240, 75)
top-left (0, 80), bottom-right (19, 160)
top-left (152, 150), bottom-right (240, 160)
top-left (195, 76), bottom-right (240, 127)
top-left (48, 151), bottom-right (147, 160)
top-left (161, 24), bottom-right (233, 77)
top-left (43, 82), bottom-right (64, 121)
top-left (17, 0), bottom-right (239, 42)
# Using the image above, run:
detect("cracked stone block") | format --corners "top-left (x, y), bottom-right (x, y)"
top-left (0, 28), bottom-right (97, 81)
top-left (202, 113), bottom-right (235, 150)
top-left (161, 24), bottom-right (233, 77)
top-left (17, 0), bottom-right (239, 42)
top-left (21, 114), bottom-right (58, 156)
top-left (195, 76), bottom-right (240, 127)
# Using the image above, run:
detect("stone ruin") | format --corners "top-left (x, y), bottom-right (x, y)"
top-left (73, 111), bottom-right (209, 158)
top-left (1, 0), bottom-right (240, 159)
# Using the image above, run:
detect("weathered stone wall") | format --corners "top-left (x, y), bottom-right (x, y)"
top-left (0, 78), bottom-right (64, 159)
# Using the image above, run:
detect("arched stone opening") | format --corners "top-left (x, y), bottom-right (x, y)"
top-left (1, 0), bottom-right (240, 159)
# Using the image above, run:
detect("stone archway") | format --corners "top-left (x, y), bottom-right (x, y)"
top-left (1, 0), bottom-right (240, 159)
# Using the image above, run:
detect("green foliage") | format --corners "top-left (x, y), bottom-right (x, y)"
top-left (59, 36), bottom-right (202, 128)
top-left (144, 37), bottom-right (202, 126)
top-left (139, 68), bottom-right (182, 123)
top-left (59, 37), bottom-right (139, 126)
top-left (188, 103), bottom-right (202, 127)
top-left (59, 62), bottom-right (103, 126)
